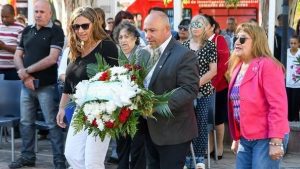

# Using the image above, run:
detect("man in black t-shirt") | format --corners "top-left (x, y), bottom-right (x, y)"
top-left (9, 0), bottom-right (66, 169)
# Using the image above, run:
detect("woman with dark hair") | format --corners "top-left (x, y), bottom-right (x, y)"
top-left (113, 21), bottom-right (150, 169)
top-left (56, 7), bottom-right (118, 169)
top-left (204, 14), bottom-right (230, 160)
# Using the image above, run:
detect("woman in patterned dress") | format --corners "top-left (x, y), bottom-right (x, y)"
top-left (182, 14), bottom-right (217, 169)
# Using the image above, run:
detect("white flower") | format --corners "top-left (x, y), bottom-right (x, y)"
top-left (105, 101), bottom-right (117, 114)
top-left (96, 119), bottom-right (104, 131)
top-left (102, 114), bottom-right (111, 122)
top-left (110, 66), bottom-right (128, 75)
top-left (73, 80), bottom-right (89, 106)
top-left (89, 72), bottom-right (102, 81)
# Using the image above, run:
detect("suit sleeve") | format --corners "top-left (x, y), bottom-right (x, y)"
top-left (168, 50), bottom-right (199, 112)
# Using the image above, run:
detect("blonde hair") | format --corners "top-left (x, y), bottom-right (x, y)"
top-left (68, 7), bottom-right (109, 62)
top-left (190, 14), bottom-right (209, 45)
top-left (227, 23), bottom-right (283, 77)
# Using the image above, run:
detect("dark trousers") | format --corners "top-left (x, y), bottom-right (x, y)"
top-left (145, 127), bottom-right (191, 169)
top-left (0, 68), bottom-right (19, 80)
top-left (117, 117), bottom-right (146, 169)
top-left (287, 87), bottom-right (300, 121)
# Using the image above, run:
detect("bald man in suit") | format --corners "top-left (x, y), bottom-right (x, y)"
top-left (143, 11), bottom-right (199, 169)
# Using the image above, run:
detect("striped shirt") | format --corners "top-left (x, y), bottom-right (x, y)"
top-left (229, 70), bottom-right (245, 123)
top-left (0, 22), bottom-right (24, 69)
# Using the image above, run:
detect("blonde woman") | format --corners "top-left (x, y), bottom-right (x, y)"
top-left (228, 23), bottom-right (289, 169)
top-left (182, 14), bottom-right (217, 168)
top-left (56, 7), bottom-right (118, 169)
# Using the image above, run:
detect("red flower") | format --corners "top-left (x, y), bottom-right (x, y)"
top-left (133, 65), bottom-right (142, 70)
top-left (105, 121), bottom-right (115, 128)
top-left (91, 118), bottom-right (98, 127)
top-left (131, 75), bottom-right (137, 81)
top-left (99, 71), bottom-right (110, 81)
top-left (119, 107), bottom-right (132, 123)
top-left (124, 64), bottom-right (133, 71)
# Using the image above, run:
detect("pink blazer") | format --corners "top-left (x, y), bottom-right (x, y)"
top-left (228, 57), bottom-right (290, 141)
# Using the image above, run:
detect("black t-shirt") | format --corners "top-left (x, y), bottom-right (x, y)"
top-left (18, 23), bottom-right (64, 87)
top-left (64, 39), bottom-right (118, 94)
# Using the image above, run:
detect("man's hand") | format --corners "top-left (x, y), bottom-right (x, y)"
top-left (17, 68), bottom-right (30, 80)
top-left (23, 76), bottom-right (35, 90)
top-left (269, 138), bottom-right (284, 160)
top-left (56, 108), bottom-right (66, 128)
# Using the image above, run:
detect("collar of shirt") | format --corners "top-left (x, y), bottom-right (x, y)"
top-left (31, 21), bottom-right (53, 28)
top-left (208, 33), bottom-right (215, 41)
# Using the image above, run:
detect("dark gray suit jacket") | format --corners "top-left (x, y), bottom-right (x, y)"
top-left (147, 38), bottom-right (199, 146)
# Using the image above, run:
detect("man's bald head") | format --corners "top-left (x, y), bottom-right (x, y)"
top-left (147, 11), bottom-right (170, 29)
top-left (144, 11), bottom-right (171, 49)
top-left (34, 0), bottom-right (52, 28)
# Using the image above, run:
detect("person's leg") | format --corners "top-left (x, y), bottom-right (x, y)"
top-left (145, 128), bottom-right (160, 169)
top-left (130, 133), bottom-right (146, 169)
top-left (37, 84), bottom-right (65, 167)
top-left (158, 141), bottom-right (191, 169)
top-left (236, 138), bottom-right (252, 169)
top-left (64, 120), bottom-right (87, 168)
top-left (192, 97), bottom-right (209, 162)
top-left (116, 136), bottom-right (131, 169)
top-left (215, 123), bottom-right (224, 156)
top-left (19, 86), bottom-right (37, 161)
top-left (85, 135), bottom-right (110, 169)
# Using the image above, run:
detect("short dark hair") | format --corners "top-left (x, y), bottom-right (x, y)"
top-left (113, 21), bottom-right (140, 45)
top-left (2, 4), bottom-right (15, 16)
top-left (179, 19), bottom-right (191, 26)
top-left (114, 11), bottom-right (134, 29)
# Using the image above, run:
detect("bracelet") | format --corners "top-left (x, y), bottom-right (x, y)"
top-left (269, 142), bottom-right (283, 146)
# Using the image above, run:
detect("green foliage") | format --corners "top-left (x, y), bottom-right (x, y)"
top-left (86, 53), bottom-right (110, 78)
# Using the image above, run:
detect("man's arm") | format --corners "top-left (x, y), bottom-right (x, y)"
top-left (0, 40), bottom-right (17, 53)
top-left (25, 48), bottom-right (60, 74)
top-left (168, 50), bottom-right (199, 111)
top-left (14, 49), bottom-right (30, 80)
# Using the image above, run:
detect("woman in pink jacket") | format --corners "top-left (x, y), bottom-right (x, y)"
top-left (228, 23), bottom-right (289, 169)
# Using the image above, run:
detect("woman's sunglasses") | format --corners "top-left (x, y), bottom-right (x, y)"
top-left (233, 36), bottom-right (250, 45)
top-left (190, 22), bottom-right (203, 29)
top-left (72, 23), bottom-right (90, 31)
top-left (178, 25), bottom-right (189, 31)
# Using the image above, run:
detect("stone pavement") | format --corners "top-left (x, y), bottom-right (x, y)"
top-left (0, 137), bottom-right (299, 169)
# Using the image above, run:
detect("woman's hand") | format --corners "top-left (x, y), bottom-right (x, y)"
top-left (231, 140), bottom-right (239, 155)
top-left (269, 138), bottom-right (284, 160)
top-left (56, 108), bottom-right (66, 128)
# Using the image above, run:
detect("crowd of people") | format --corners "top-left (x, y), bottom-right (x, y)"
top-left (0, 0), bottom-right (297, 169)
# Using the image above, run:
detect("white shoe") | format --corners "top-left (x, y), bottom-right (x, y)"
top-left (183, 166), bottom-right (188, 169)
top-left (196, 163), bottom-right (205, 169)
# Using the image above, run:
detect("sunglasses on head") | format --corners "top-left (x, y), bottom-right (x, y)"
top-left (178, 25), bottom-right (189, 31)
top-left (233, 36), bottom-right (250, 45)
top-left (72, 23), bottom-right (90, 31)
top-left (190, 22), bottom-right (203, 29)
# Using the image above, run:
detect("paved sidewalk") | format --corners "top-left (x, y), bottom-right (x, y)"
top-left (0, 137), bottom-right (299, 169)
